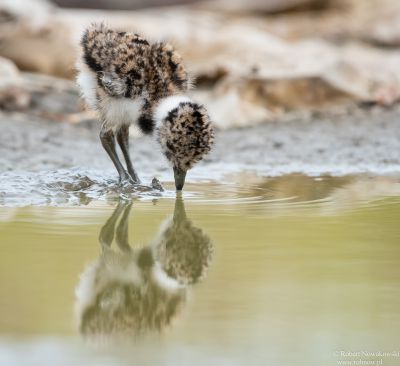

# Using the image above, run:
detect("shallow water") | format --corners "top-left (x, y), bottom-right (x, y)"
top-left (1, 173), bottom-right (400, 366)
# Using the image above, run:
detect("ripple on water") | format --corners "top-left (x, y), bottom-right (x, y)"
top-left (0, 170), bottom-right (399, 213)
top-left (182, 173), bottom-right (400, 216)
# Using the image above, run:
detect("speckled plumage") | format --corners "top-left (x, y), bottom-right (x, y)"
top-left (157, 102), bottom-right (214, 171)
top-left (80, 23), bottom-right (190, 131)
top-left (76, 23), bottom-right (214, 189)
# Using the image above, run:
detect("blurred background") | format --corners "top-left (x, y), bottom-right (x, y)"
top-left (1, 0), bottom-right (400, 129)
top-left (1, 3), bottom-right (400, 365)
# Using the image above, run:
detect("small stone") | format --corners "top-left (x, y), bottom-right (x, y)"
top-left (151, 177), bottom-right (164, 191)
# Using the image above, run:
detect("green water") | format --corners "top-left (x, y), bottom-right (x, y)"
top-left (0, 174), bottom-right (400, 366)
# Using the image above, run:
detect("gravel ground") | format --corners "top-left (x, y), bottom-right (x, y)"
top-left (1, 107), bottom-right (400, 177)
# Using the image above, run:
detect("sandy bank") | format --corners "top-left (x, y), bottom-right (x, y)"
top-left (1, 107), bottom-right (399, 177)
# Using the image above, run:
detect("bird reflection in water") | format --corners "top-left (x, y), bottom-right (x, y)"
top-left (75, 198), bottom-right (213, 340)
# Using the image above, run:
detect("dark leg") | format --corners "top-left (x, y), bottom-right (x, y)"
top-left (100, 126), bottom-right (132, 184)
top-left (116, 125), bottom-right (141, 183)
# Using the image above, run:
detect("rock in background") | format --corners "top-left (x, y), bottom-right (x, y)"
top-left (0, 56), bottom-right (29, 110)
top-left (202, 0), bottom-right (331, 12)
top-left (52, 0), bottom-right (201, 9)
top-left (1, 0), bottom-right (400, 128)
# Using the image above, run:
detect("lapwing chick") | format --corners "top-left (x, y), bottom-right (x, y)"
top-left (76, 23), bottom-right (214, 191)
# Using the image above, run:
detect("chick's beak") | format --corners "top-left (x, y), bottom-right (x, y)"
top-left (173, 167), bottom-right (187, 191)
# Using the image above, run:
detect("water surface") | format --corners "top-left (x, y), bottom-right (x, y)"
top-left (1, 174), bottom-right (400, 366)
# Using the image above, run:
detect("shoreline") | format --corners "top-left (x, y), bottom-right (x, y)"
top-left (1, 107), bottom-right (400, 206)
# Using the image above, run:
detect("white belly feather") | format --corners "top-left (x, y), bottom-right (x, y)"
top-left (101, 97), bottom-right (143, 130)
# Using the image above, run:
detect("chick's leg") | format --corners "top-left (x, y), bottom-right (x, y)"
top-left (116, 124), bottom-right (141, 183)
top-left (100, 124), bottom-right (132, 185)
